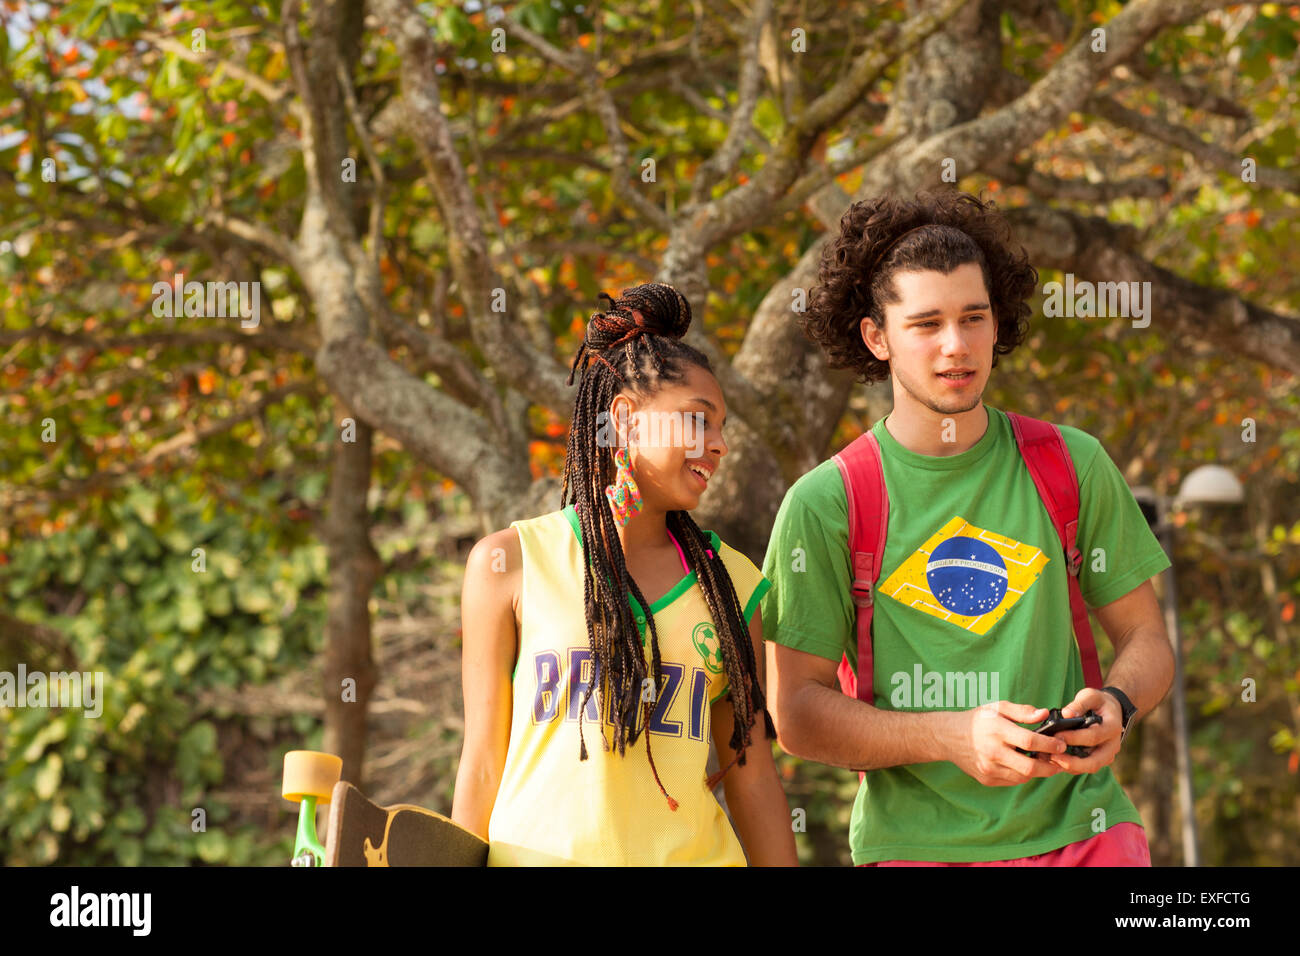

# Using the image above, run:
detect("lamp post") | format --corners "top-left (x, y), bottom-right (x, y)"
top-left (1132, 465), bottom-right (1244, 868)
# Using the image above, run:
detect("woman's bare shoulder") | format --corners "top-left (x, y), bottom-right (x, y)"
top-left (465, 527), bottom-right (523, 581)
top-left (462, 527), bottom-right (524, 640)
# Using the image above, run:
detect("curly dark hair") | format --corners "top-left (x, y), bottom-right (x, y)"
top-left (560, 282), bottom-right (775, 809)
top-left (801, 190), bottom-right (1038, 384)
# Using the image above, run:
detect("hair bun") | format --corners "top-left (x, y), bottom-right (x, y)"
top-left (585, 282), bottom-right (691, 350)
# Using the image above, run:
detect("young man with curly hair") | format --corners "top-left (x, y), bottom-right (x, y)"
top-left (761, 190), bottom-right (1174, 866)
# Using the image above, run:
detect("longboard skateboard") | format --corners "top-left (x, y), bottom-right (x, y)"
top-left (282, 750), bottom-right (488, 867)
top-left (325, 781), bottom-right (487, 866)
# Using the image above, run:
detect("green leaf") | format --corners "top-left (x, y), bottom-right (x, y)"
top-left (177, 592), bottom-right (205, 633)
top-left (205, 583), bottom-right (233, 617)
top-left (22, 719), bottom-right (69, 763)
top-left (410, 219), bottom-right (439, 254)
top-left (208, 550), bottom-right (243, 579)
top-left (117, 838), bottom-right (143, 867)
top-left (196, 829), bottom-right (229, 863)
top-left (126, 487), bottom-right (160, 526)
top-left (519, 0), bottom-right (561, 34)
top-left (253, 626), bottom-right (282, 660)
top-left (234, 581), bottom-right (274, 615)
top-left (117, 805), bottom-right (146, 834)
top-left (172, 647), bottom-right (198, 676)
top-left (34, 754), bottom-right (63, 800)
top-left (752, 97), bottom-right (785, 142)
top-left (437, 6), bottom-right (474, 46)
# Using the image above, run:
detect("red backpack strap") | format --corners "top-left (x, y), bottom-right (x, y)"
top-left (1005, 411), bottom-right (1104, 689)
top-left (832, 432), bottom-right (888, 704)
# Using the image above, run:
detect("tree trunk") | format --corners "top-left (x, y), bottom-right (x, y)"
top-left (320, 402), bottom-right (382, 786)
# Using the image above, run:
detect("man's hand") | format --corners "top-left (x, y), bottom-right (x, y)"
top-left (1049, 687), bottom-right (1126, 774)
top-left (948, 701), bottom-right (1068, 786)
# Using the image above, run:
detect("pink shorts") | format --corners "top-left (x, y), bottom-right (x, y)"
top-left (856, 822), bottom-right (1150, 867)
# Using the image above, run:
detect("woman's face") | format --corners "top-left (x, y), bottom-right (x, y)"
top-left (610, 363), bottom-right (728, 513)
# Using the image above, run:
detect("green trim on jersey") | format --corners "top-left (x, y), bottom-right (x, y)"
top-left (509, 506), bottom-right (759, 686)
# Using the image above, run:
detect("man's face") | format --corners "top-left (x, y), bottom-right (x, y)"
top-left (859, 262), bottom-right (998, 417)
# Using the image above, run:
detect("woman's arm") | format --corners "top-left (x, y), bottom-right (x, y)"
top-left (450, 528), bottom-right (520, 841)
top-left (709, 608), bottom-right (799, 866)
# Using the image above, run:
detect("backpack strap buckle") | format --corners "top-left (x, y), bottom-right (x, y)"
top-left (1065, 518), bottom-right (1083, 577)
top-left (851, 551), bottom-right (875, 607)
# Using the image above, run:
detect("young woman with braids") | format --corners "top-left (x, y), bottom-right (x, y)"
top-left (453, 282), bottom-right (797, 866)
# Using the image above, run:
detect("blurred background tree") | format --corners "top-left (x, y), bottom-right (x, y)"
top-left (0, 0), bottom-right (1296, 865)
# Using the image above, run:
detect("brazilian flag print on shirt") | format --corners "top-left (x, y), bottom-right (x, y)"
top-left (761, 406), bottom-right (1171, 864)
top-left (878, 515), bottom-right (1051, 635)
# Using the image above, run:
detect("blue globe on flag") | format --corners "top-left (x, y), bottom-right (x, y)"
top-left (925, 536), bottom-right (1009, 617)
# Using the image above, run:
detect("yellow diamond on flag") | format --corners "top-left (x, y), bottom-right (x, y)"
top-left (878, 516), bottom-right (1050, 635)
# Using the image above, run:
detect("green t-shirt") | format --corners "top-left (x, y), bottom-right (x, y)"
top-left (760, 405), bottom-right (1171, 863)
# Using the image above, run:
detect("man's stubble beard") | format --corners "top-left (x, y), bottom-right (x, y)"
top-left (892, 360), bottom-right (985, 417)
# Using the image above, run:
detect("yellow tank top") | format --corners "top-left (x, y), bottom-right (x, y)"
top-left (485, 506), bottom-right (771, 866)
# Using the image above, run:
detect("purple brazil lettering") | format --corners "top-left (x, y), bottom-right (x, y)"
top-left (530, 648), bottom-right (711, 738)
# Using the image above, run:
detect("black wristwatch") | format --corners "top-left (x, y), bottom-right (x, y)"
top-left (1103, 685), bottom-right (1138, 743)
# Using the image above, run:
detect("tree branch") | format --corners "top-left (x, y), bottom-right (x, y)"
top-left (370, 0), bottom-right (571, 412)
top-left (767, 129), bottom-right (907, 218)
top-left (1119, 61), bottom-right (1252, 120)
top-left (689, 0), bottom-right (772, 203)
top-left (336, 59), bottom-right (387, 263)
top-left (983, 156), bottom-right (1170, 202)
top-left (706, 0), bottom-right (971, 244)
top-left (140, 31), bottom-right (293, 108)
top-left (1, 381), bottom-right (321, 513)
top-left (1086, 95), bottom-right (1300, 194)
top-left (1006, 204), bottom-right (1300, 375)
top-left (859, 0), bottom-right (1228, 195)
top-left (0, 613), bottom-right (80, 671)
top-left (313, 334), bottom-right (535, 525)
top-left (500, 13), bottom-right (672, 232)
top-left (368, 307), bottom-right (509, 435)
top-left (199, 209), bottom-right (300, 265)
top-left (0, 326), bottom-right (316, 356)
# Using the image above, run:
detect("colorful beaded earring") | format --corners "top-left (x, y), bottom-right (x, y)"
top-left (605, 446), bottom-right (642, 526)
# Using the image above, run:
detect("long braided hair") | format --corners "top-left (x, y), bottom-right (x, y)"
top-left (561, 282), bottom-right (776, 809)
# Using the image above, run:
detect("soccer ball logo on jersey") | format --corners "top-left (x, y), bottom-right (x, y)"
top-left (691, 622), bottom-right (724, 675)
top-left (878, 515), bottom-right (1049, 634)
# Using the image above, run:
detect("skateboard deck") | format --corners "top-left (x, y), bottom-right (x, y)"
top-left (324, 781), bottom-right (488, 867)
